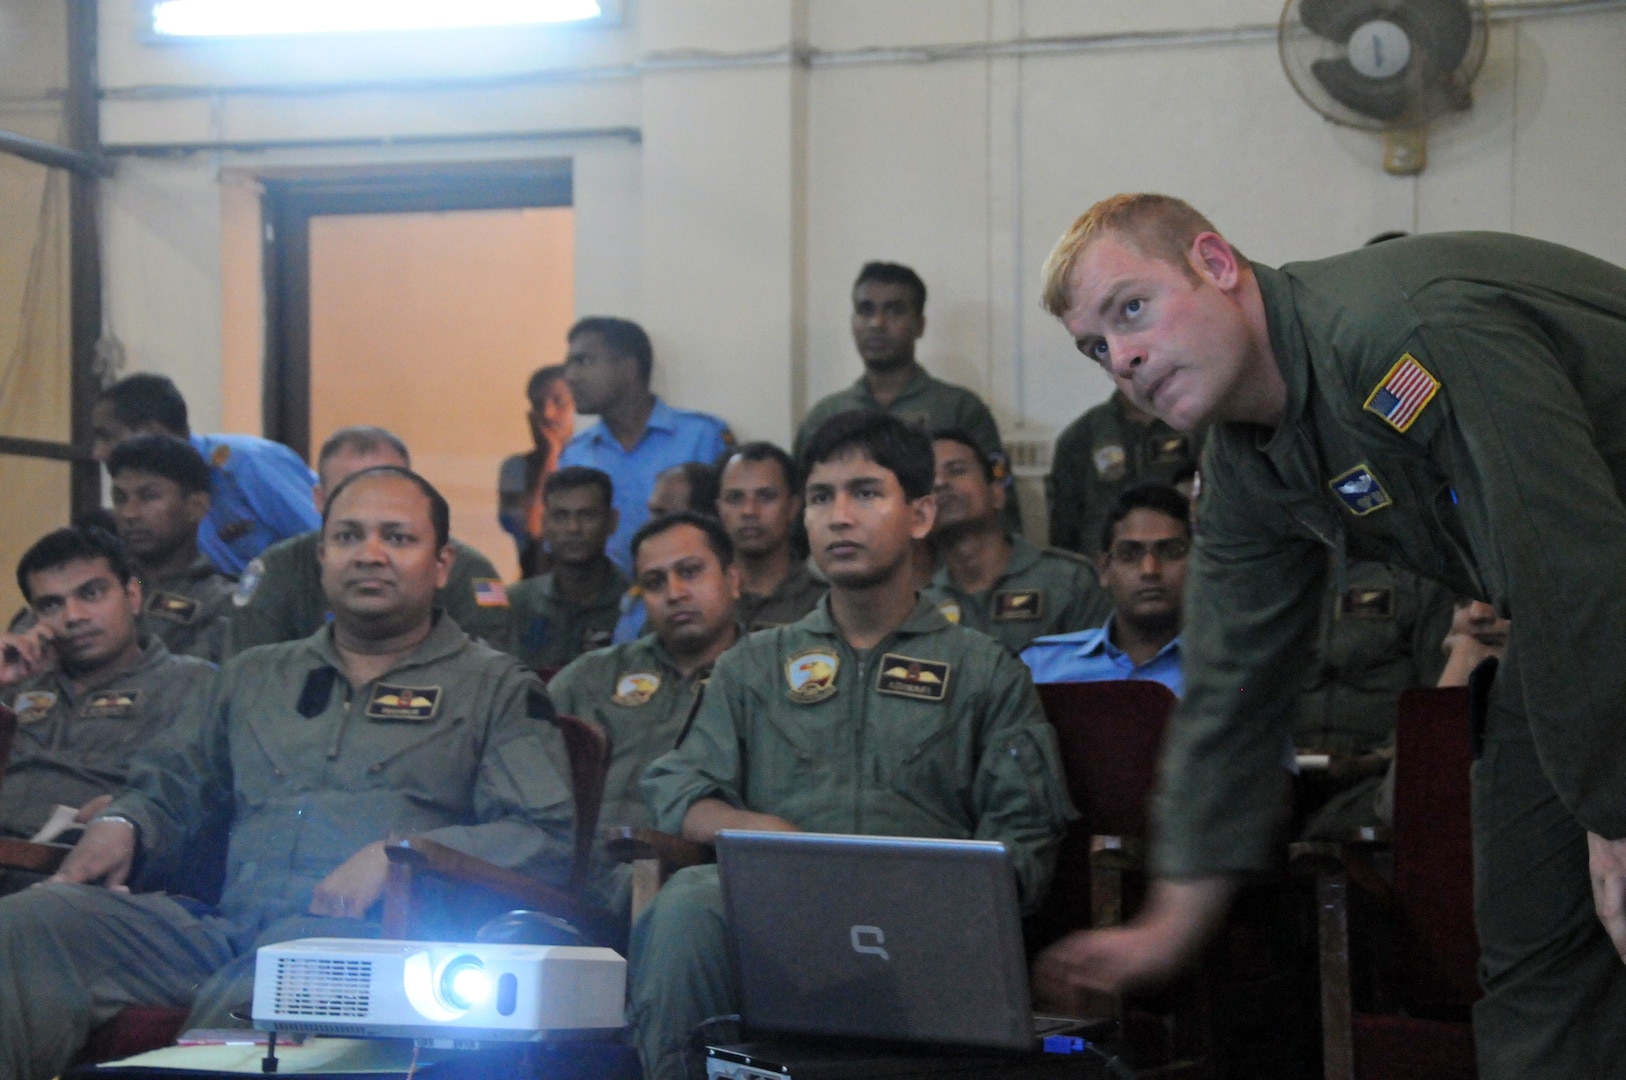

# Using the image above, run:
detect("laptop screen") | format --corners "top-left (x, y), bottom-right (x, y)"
top-left (716, 831), bottom-right (1036, 1051)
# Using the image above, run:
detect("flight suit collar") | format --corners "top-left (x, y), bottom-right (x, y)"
top-left (799, 592), bottom-right (950, 639)
top-left (1251, 262), bottom-right (1314, 453)
top-left (536, 561), bottom-right (627, 609)
top-left (138, 553), bottom-right (222, 589)
top-left (300, 609), bottom-right (469, 677)
top-left (928, 533), bottom-right (1035, 592)
top-left (36, 634), bottom-right (172, 704)
top-left (852, 366), bottom-right (934, 407)
top-left (581, 396), bottom-right (677, 448)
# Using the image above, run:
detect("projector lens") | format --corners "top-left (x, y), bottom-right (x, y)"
top-left (440, 956), bottom-right (490, 1010)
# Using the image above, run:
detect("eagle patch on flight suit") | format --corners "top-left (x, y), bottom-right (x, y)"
top-left (146, 591), bottom-right (201, 624)
top-left (1329, 465), bottom-right (1393, 516)
top-left (365, 684), bottom-right (442, 722)
top-left (612, 672), bottom-right (661, 707)
top-left (233, 558), bottom-right (265, 607)
top-left (82, 690), bottom-right (140, 719)
top-left (13, 690), bottom-right (56, 724)
top-left (1092, 444), bottom-right (1127, 482)
top-left (876, 654), bottom-right (950, 702)
top-left (1339, 587), bottom-right (1396, 619)
top-left (936, 601), bottom-right (962, 625)
top-left (786, 649), bottom-right (839, 704)
top-left (992, 590), bottom-right (1044, 621)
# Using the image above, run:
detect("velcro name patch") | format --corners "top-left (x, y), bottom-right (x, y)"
top-left (365, 684), bottom-right (442, 722)
top-left (1340, 587), bottom-right (1396, 620)
top-left (876, 654), bottom-right (951, 702)
top-left (147, 591), bottom-right (201, 624)
top-left (83, 689), bottom-right (141, 719)
top-left (992, 590), bottom-right (1044, 621)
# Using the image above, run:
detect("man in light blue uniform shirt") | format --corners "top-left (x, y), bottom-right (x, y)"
top-left (557, 317), bottom-right (732, 573)
top-left (91, 374), bottom-right (318, 575)
top-left (1021, 483), bottom-right (1189, 695)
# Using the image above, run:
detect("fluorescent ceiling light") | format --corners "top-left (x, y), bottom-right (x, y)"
top-left (151, 0), bottom-right (604, 38)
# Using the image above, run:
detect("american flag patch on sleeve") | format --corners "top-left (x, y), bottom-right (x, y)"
top-left (472, 578), bottom-right (509, 607)
top-left (1363, 353), bottom-right (1439, 433)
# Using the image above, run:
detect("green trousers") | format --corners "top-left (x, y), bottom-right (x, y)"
top-left (1474, 648), bottom-right (1626, 1079)
top-left (0, 883), bottom-right (376, 1080)
top-left (628, 864), bottom-right (735, 1080)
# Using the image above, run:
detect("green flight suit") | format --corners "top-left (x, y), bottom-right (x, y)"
top-left (224, 530), bottom-right (512, 656)
top-left (629, 596), bottom-right (1072, 1080)
top-left (736, 560), bottom-right (826, 632)
top-left (1293, 557), bottom-right (1456, 840)
top-left (922, 534), bottom-right (1110, 654)
top-left (506, 561), bottom-right (630, 671)
top-left (1157, 233), bottom-right (1626, 1079)
top-left (136, 555), bottom-right (237, 664)
top-left (794, 366), bottom-right (1023, 531)
top-left (0, 614), bottom-right (574, 1080)
top-left (548, 634), bottom-right (719, 912)
top-left (1048, 391), bottom-right (1203, 555)
top-left (1, 638), bottom-right (214, 840)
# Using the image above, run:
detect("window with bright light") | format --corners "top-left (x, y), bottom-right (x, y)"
top-left (150, 0), bottom-right (611, 38)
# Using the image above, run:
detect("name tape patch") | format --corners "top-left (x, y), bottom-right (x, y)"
top-left (876, 654), bottom-right (951, 702)
top-left (83, 689), bottom-right (141, 719)
top-left (365, 684), bottom-right (442, 722)
top-left (992, 589), bottom-right (1044, 621)
top-left (1340, 586), bottom-right (1396, 619)
top-left (147, 591), bottom-right (201, 624)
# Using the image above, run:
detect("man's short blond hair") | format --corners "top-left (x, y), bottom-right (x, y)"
top-left (1040, 193), bottom-right (1244, 317)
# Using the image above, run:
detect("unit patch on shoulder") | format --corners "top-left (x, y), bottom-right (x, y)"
top-left (1092, 443), bottom-right (1127, 482)
top-left (936, 601), bottom-right (962, 625)
top-left (785, 648), bottom-right (839, 704)
top-left (233, 558), bottom-right (265, 608)
top-left (83, 689), bottom-right (141, 719)
top-left (472, 579), bottom-right (509, 608)
top-left (365, 684), bottom-right (442, 722)
top-left (1340, 587), bottom-right (1396, 620)
top-left (992, 589), bottom-right (1044, 621)
top-left (210, 443), bottom-right (233, 469)
top-left (612, 672), bottom-right (661, 708)
top-left (876, 654), bottom-right (951, 702)
top-left (147, 591), bottom-right (201, 624)
top-left (1363, 353), bottom-right (1439, 434)
top-left (12, 690), bottom-right (57, 724)
top-left (1329, 465), bottom-right (1393, 516)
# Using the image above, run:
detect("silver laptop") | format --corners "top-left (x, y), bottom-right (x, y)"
top-left (716, 831), bottom-right (1110, 1053)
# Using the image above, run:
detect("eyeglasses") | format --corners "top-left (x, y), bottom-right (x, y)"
top-left (1108, 538), bottom-right (1190, 565)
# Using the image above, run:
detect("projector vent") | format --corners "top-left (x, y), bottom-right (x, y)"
top-left (273, 957), bottom-right (373, 1018)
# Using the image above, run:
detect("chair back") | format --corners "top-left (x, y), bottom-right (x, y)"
top-left (1391, 685), bottom-right (1480, 1017)
top-left (552, 712), bottom-right (611, 890)
top-left (1031, 679), bottom-right (1177, 939)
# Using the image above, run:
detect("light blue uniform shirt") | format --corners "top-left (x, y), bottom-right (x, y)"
top-left (191, 433), bottom-right (320, 575)
top-left (557, 398), bottom-right (732, 572)
top-left (1019, 618), bottom-right (1184, 696)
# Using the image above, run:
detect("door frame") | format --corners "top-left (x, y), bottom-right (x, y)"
top-left (261, 160), bottom-right (573, 459)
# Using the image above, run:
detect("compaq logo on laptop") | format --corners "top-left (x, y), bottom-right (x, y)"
top-left (850, 925), bottom-right (889, 960)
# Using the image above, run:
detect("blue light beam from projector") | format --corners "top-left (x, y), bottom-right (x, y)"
top-left (152, 0), bottom-right (603, 38)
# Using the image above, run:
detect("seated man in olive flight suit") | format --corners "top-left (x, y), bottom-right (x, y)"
top-left (628, 411), bottom-right (1072, 1080)
top-left (0, 466), bottom-right (574, 1080)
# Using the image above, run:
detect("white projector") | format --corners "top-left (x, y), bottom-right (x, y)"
top-left (251, 938), bottom-right (625, 1044)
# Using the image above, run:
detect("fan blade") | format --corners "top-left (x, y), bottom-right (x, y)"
top-left (1311, 57), bottom-right (1411, 121)
top-left (1399, 0), bottom-right (1473, 72)
top-left (1300, 0), bottom-right (1384, 43)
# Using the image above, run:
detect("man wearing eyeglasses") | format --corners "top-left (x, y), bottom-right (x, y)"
top-left (1020, 483), bottom-right (1189, 694)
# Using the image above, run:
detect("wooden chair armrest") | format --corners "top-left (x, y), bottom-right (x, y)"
top-left (382, 835), bottom-right (617, 946)
top-left (1288, 840), bottom-right (1394, 907)
top-left (603, 827), bottom-right (715, 874)
top-left (1087, 834), bottom-right (1146, 928)
top-left (0, 837), bottom-right (72, 876)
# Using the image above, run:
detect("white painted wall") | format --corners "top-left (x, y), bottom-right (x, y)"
top-left (87, 0), bottom-right (1626, 460)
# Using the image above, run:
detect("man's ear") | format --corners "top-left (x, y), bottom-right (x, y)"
top-left (434, 543), bottom-right (455, 590)
top-left (185, 490), bottom-right (212, 528)
top-left (725, 562), bottom-right (743, 602)
top-left (909, 494), bottom-right (937, 541)
top-left (123, 575), bottom-right (144, 612)
top-left (1189, 232), bottom-right (1243, 292)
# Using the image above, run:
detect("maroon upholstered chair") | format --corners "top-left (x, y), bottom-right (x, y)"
top-left (1297, 683), bottom-right (1481, 1080)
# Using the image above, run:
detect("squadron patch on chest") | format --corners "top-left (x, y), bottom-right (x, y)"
top-left (785, 648), bottom-right (839, 704)
top-left (1329, 464), bottom-right (1393, 517)
top-left (83, 689), bottom-right (141, 719)
top-left (1092, 443), bottom-right (1127, 482)
top-left (233, 558), bottom-right (265, 608)
top-left (12, 690), bottom-right (57, 724)
top-left (1340, 587), bottom-right (1396, 620)
top-left (1364, 353), bottom-right (1439, 434)
top-left (146, 591), bottom-right (201, 624)
top-left (876, 654), bottom-right (951, 702)
top-left (365, 684), bottom-right (442, 722)
top-left (992, 589), bottom-right (1044, 621)
top-left (612, 672), bottom-right (661, 708)
top-left (936, 601), bottom-right (962, 625)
